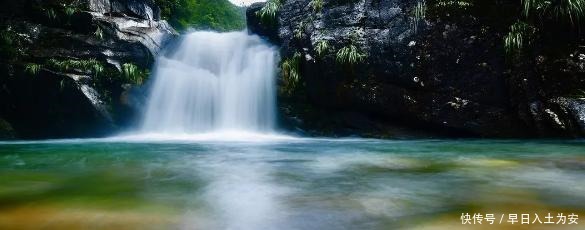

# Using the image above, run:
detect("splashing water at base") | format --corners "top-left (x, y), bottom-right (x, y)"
top-left (141, 31), bottom-right (278, 134)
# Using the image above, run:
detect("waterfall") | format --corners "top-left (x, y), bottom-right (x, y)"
top-left (141, 31), bottom-right (278, 134)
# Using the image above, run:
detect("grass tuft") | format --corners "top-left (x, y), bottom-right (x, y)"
top-left (281, 52), bottom-right (302, 94)
top-left (309, 0), bottom-right (324, 12)
top-left (24, 63), bottom-right (43, 75)
top-left (257, 0), bottom-right (283, 22)
top-left (504, 21), bottom-right (536, 56)
top-left (336, 44), bottom-right (367, 65)
top-left (523, 0), bottom-right (585, 24)
top-left (315, 39), bottom-right (329, 57)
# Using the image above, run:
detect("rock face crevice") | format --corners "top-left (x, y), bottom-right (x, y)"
top-left (247, 0), bottom-right (585, 137)
top-left (0, 0), bottom-right (177, 139)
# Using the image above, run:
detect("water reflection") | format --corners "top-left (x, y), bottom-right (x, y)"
top-left (0, 139), bottom-right (583, 229)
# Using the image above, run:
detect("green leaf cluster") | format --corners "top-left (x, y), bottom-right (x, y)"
top-left (155, 0), bottom-right (245, 32)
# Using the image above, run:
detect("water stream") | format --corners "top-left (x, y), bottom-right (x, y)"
top-left (142, 31), bottom-right (277, 134)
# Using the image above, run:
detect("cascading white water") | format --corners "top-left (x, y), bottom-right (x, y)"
top-left (141, 31), bottom-right (278, 134)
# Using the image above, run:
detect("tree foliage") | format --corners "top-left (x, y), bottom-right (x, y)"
top-left (155, 0), bottom-right (245, 32)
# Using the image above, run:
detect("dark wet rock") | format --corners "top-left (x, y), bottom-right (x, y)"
top-left (0, 118), bottom-right (15, 140)
top-left (0, 0), bottom-right (177, 139)
top-left (246, 2), bottom-right (280, 44)
top-left (87, 0), bottom-right (161, 21)
top-left (248, 0), bottom-right (585, 137)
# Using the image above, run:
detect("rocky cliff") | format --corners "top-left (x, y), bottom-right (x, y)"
top-left (0, 0), bottom-right (177, 139)
top-left (247, 0), bottom-right (585, 137)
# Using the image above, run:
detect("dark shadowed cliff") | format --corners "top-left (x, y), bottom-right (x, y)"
top-left (247, 0), bottom-right (585, 138)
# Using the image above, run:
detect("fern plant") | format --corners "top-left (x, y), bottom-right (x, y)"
top-left (336, 44), bottom-right (367, 65)
top-left (257, 0), bottom-right (282, 21)
top-left (24, 63), bottom-right (42, 75)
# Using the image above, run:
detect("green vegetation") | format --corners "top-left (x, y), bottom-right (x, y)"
top-left (336, 44), bottom-right (367, 65)
top-left (46, 8), bottom-right (57, 21)
top-left (294, 22), bottom-right (306, 39)
top-left (63, 1), bottom-right (82, 17)
top-left (257, 0), bottom-right (282, 22)
top-left (523, 0), bottom-right (585, 24)
top-left (314, 40), bottom-right (329, 57)
top-left (0, 27), bottom-right (24, 63)
top-left (281, 52), bottom-right (302, 94)
top-left (94, 27), bottom-right (104, 40)
top-left (24, 63), bottom-right (43, 75)
top-left (502, 0), bottom-right (584, 58)
top-left (411, 1), bottom-right (427, 33)
top-left (309, 0), bottom-right (324, 12)
top-left (122, 63), bottom-right (149, 85)
top-left (504, 21), bottom-right (536, 56)
top-left (44, 59), bottom-right (148, 84)
top-left (155, 0), bottom-right (245, 32)
top-left (46, 58), bottom-right (104, 77)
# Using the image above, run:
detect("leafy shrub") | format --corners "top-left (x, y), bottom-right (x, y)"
top-left (155, 0), bottom-right (245, 31)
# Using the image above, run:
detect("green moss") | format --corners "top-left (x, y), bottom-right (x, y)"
top-left (155, 0), bottom-right (245, 32)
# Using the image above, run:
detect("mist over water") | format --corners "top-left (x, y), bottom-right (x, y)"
top-left (141, 31), bottom-right (278, 134)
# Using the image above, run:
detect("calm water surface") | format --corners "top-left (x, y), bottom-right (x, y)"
top-left (0, 138), bottom-right (583, 229)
